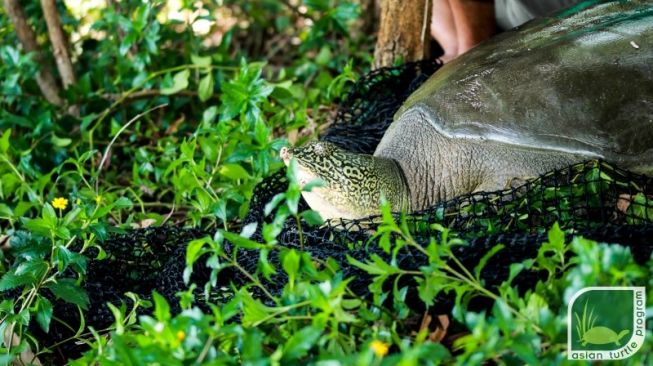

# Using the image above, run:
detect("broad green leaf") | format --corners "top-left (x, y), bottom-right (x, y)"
top-left (191, 54), bottom-right (212, 67)
top-left (51, 135), bottom-right (72, 147)
top-left (152, 291), bottom-right (170, 322)
top-left (55, 245), bottom-right (87, 274)
top-left (21, 218), bottom-right (52, 236)
top-left (300, 210), bottom-right (323, 226)
top-left (161, 69), bottom-right (190, 95)
top-left (315, 46), bottom-right (332, 65)
top-left (240, 222), bottom-right (257, 239)
top-left (285, 188), bottom-right (300, 215)
top-left (47, 279), bottom-right (89, 310)
top-left (63, 207), bottom-right (82, 226)
top-left (546, 222), bottom-right (565, 251)
top-left (42, 203), bottom-right (58, 227)
top-left (186, 237), bottom-right (209, 267)
top-left (15, 259), bottom-right (49, 279)
top-left (264, 193), bottom-right (286, 216)
top-left (282, 326), bottom-right (322, 360)
top-left (220, 164), bottom-right (250, 180)
top-left (34, 296), bottom-right (53, 332)
top-left (0, 129), bottom-right (10, 153)
top-left (222, 231), bottom-right (264, 250)
top-left (281, 249), bottom-right (300, 283)
top-left (0, 203), bottom-right (12, 218)
top-left (416, 275), bottom-right (441, 306)
top-left (0, 272), bottom-right (34, 291)
top-left (198, 73), bottom-right (214, 102)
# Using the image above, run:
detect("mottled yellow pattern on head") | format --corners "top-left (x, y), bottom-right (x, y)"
top-left (281, 141), bottom-right (411, 220)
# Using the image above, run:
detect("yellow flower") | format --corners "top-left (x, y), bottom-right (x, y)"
top-left (176, 330), bottom-right (186, 342)
top-left (52, 197), bottom-right (68, 211)
top-left (370, 340), bottom-right (389, 357)
top-left (95, 195), bottom-right (103, 205)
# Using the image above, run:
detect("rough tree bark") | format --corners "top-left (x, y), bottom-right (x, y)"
top-left (3, 0), bottom-right (63, 106)
top-left (40, 0), bottom-right (76, 88)
top-left (373, 0), bottom-right (432, 68)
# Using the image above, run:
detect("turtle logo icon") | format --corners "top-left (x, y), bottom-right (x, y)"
top-left (568, 287), bottom-right (646, 360)
top-left (575, 300), bottom-right (629, 347)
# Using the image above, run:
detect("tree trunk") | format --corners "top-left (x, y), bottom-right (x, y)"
top-left (3, 0), bottom-right (63, 106)
top-left (373, 0), bottom-right (431, 68)
top-left (41, 0), bottom-right (76, 88)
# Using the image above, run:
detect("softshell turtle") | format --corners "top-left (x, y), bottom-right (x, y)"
top-left (281, 0), bottom-right (653, 220)
top-left (582, 327), bottom-right (629, 346)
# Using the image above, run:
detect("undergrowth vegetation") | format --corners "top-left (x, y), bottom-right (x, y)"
top-left (0, 1), bottom-right (651, 364)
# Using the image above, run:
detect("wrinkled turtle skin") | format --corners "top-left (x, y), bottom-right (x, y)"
top-left (285, 0), bottom-right (653, 220)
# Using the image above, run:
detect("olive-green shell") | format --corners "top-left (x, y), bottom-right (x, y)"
top-left (394, 0), bottom-right (653, 164)
top-left (582, 326), bottom-right (627, 344)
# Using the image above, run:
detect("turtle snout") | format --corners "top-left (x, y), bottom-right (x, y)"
top-left (280, 146), bottom-right (292, 164)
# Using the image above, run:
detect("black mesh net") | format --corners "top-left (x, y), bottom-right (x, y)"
top-left (29, 61), bottom-right (653, 363)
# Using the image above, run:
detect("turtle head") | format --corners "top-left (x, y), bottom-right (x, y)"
top-left (617, 329), bottom-right (630, 341)
top-left (280, 141), bottom-right (411, 220)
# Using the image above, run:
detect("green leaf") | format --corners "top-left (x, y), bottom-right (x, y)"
top-left (258, 248), bottom-right (277, 280)
top-left (240, 222), bottom-right (257, 239)
top-left (281, 249), bottom-right (300, 283)
top-left (264, 193), bottom-right (286, 216)
top-left (220, 164), bottom-right (250, 180)
top-left (21, 218), bottom-right (52, 236)
top-left (285, 188), bottom-right (300, 215)
top-left (416, 275), bottom-right (441, 306)
top-left (0, 272), bottom-right (34, 291)
top-left (0, 203), bottom-right (12, 218)
top-left (315, 45), bottom-right (332, 66)
top-left (0, 129), bottom-right (10, 153)
top-left (80, 113), bottom-right (98, 131)
top-left (42, 203), bottom-right (58, 227)
top-left (113, 197), bottom-right (133, 210)
top-left (300, 210), bottom-right (323, 226)
top-left (302, 178), bottom-right (325, 192)
top-left (254, 119), bottom-right (268, 145)
top-left (107, 303), bottom-right (125, 335)
top-left (198, 73), bottom-right (214, 102)
top-left (474, 244), bottom-right (504, 280)
top-left (51, 134), bottom-right (72, 147)
top-left (161, 69), bottom-right (190, 95)
top-left (191, 54), bottom-right (212, 67)
top-left (55, 226), bottom-right (72, 240)
top-left (547, 222), bottom-right (565, 251)
top-left (348, 254), bottom-right (399, 275)
top-left (152, 291), bottom-right (170, 322)
top-left (507, 262), bottom-right (524, 284)
top-left (186, 238), bottom-right (208, 267)
top-left (63, 207), bottom-right (82, 226)
top-left (35, 296), bottom-right (53, 332)
top-left (223, 231), bottom-right (265, 250)
top-left (282, 326), bottom-right (322, 361)
top-left (15, 259), bottom-right (49, 279)
top-left (47, 279), bottom-right (89, 310)
top-left (55, 245), bottom-right (87, 274)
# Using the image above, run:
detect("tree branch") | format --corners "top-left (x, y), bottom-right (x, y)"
top-left (102, 89), bottom-right (198, 102)
top-left (3, 0), bottom-right (63, 106)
